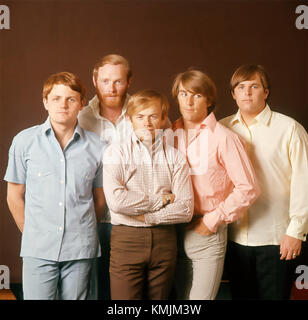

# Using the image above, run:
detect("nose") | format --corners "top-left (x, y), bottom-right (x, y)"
top-left (108, 82), bottom-right (116, 93)
top-left (245, 86), bottom-right (252, 96)
top-left (187, 94), bottom-right (194, 106)
top-left (144, 117), bottom-right (151, 127)
top-left (59, 99), bottom-right (69, 109)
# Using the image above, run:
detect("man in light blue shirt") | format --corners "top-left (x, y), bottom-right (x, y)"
top-left (4, 72), bottom-right (106, 300)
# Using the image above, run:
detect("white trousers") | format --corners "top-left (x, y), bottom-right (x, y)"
top-left (175, 224), bottom-right (227, 300)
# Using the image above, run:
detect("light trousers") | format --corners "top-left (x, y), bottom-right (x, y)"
top-left (22, 257), bottom-right (92, 300)
top-left (175, 224), bottom-right (227, 300)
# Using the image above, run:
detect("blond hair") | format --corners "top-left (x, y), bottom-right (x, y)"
top-left (126, 89), bottom-right (169, 120)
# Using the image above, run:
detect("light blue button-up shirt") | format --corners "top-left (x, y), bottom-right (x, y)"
top-left (4, 118), bottom-right (105, 261)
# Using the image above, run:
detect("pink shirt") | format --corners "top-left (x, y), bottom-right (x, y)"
top-left (170, 112), bottom-right (260, 232)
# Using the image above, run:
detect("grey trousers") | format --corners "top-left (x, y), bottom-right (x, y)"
top-left (22, 257), bottom-right (92, 300)
top-left (174, 224), bottom-right (227, 300)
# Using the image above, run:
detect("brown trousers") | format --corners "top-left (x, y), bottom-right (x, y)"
top-left (110, 224), bottom-right (177, 300)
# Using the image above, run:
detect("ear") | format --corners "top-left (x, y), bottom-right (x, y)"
top-left (127, 76), bottom-right (132, 89)
top-left (231, 90), bottom-right (236, 100)
top-left (264, 88), bottom-right (269, 100)
top-left (43, 98), bottom-right (48, 111)
top-left (80, 98), bottom-right (86, 110)
top-left (93, 75), bottom-right (97, 88)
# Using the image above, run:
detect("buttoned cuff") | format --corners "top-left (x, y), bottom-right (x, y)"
top-left (144, 211), bottom-right (157, 225)
top-left (286, 218), bottom-right (307, 241)
top-left (202, 207), bottom-right (224, 233)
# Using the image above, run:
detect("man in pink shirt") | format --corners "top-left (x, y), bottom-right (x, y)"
top-left (169, 69), bottom-right (260, 299)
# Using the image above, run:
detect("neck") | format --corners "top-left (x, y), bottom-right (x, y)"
top-left (240, 104), bottom-right (266, 126)
top-left (50, 120), bottom-right (76, 150)
top-left (99, 99), bottom-right (125, 124)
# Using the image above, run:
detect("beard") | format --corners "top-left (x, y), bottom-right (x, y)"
top-left (96, 88), bottom-right (127, 109)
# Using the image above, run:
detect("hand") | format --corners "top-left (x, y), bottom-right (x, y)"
top-left (162, 193), bottom-right (175, 206)
top-left (186, 216), bottom-right (214, 236)
top-left (280, 234), bottom-right (302, 260)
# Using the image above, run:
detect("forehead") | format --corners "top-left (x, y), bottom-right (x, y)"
top-left (48, 84), bottom-right (80, 97)
top-left (134, 99), bottom-right (162, 115)
top-left (97, 63), bottom-right (128, 79)
top-left (237, 74), bottom-right (263, 86)
top-left (178, 82), bottom-right (204, 96)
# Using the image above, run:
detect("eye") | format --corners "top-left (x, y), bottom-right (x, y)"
top-left (179, 91), bottom-right (187, 97)
top-left (102, 79), bottom-right (109, 85)
top-left (194, 94), bottom-right (202, 99)
top-left (116, 80), bottom-right (122, 85)
top-left (151, 115), bottom-right (158, 119)
top-left (251, 85), bottom-right (259, 89)
top-left (68, 97), bottom-right (76, 102)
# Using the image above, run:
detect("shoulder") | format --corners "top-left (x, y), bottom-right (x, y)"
top-left (164, 142), bottom-right (187, 166)
top-left (215, 121), bottom-right (243, 142)
top-left (219, 114), bottom-right (236, 128)
top-left (81, 128), bottom-right (107, 152)
top-left (270, 110), bottom-right (307, 139)
top-left (103, 141), bottom-right (129, 165)
top-left (213, 121), bottom-right (247, 153)
top-left (10, 124), bottom-right (41, 148)
top-left (79, 104), bottom-right (94, 118)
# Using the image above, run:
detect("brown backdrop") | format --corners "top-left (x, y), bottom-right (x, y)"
top-left (1, 0), bottom-right (307, 283)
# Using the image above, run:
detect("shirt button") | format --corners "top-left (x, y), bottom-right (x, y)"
top-left (58, 226), bottom-right (63, 231)
top-left (59, 202), bottom-right (63, 206)
top-left (37, 173), bottom-right (41, 177)
top-left (60, 180), bottom-right (64, 184)
top-left (60, 159), bottom-right (64, 162)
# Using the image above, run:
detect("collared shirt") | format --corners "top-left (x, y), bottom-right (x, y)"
top-left (171, 112), bottom-right (259, 233)
top-left (78, 94), bottom-right (132, 223)
top-left (78, 94), bottom-right (133, 145)
top-left (102, 132), bottom-right (194, 227)
top-left (78, 94), bottom-right (172, 223)
top-left (4, 118), bottom-right (105, 261)
top-left (220, 105), bottom-right (308, 245)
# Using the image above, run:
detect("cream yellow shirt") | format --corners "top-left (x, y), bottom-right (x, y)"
top-left (220, 105), bottom-right (308, 246)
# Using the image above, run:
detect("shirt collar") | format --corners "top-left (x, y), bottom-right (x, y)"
top-left (42, 117), bottom-right (83, 139)
top-left (172, 111), bottom-right (217, 132)
top-left (231, 104), bottom-right (272, 127)
top-left (89, 94), bottom-right (130, 121)
top-left (131, 129), bottom-right (164, 150)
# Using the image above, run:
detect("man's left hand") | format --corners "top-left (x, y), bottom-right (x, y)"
top-left (280, 234), bottom-right (302, 260)
top-left (186, 217), bottom-right (214, 236)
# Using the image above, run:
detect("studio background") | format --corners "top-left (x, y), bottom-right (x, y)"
top-left (0, 0), bottom-right (307, 283)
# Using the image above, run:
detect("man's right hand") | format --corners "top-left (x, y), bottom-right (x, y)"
top-left (162, 193), bottom-right (175, 206)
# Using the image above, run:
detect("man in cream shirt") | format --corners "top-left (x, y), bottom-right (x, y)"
top-left (221, 64), bottom-right (308, 300)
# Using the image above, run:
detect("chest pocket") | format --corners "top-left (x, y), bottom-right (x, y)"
top-left (27, 159), bottom-right (53, 181)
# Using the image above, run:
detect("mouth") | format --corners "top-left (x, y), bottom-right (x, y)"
top-left (183, 108), bottom-right (195, 112)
